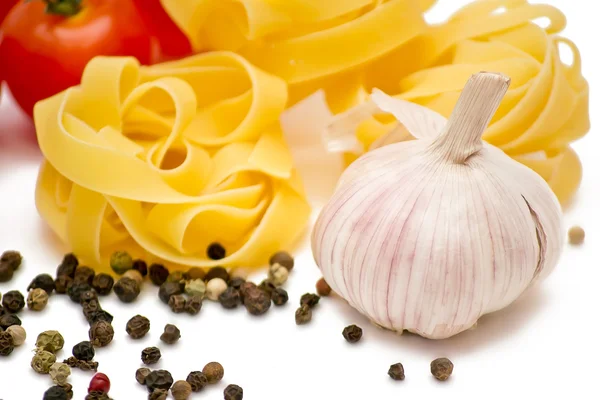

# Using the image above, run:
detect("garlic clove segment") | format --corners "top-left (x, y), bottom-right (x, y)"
top-left (312, 72), bottom-right (563, 339)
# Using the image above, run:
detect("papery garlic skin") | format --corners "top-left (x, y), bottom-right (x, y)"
top-left (312, 73), bottom-right (563, 339)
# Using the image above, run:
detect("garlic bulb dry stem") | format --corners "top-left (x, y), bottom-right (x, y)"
top-left (312, 72), bottom-right (563, 339)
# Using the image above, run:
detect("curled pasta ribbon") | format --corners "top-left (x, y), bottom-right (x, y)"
top-left (34, 53), bottom-right (310, 272)
top-left (326, 0), bottom-right (589, 206)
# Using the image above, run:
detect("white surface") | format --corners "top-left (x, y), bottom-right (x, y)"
top-left (0, 1), bottom-right (598, 399)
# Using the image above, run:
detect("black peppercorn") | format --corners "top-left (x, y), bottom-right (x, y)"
top-left (271, 288), bottom-right (289, 306)
top-left (114, 277), bottom-right (140, 303)
top-left (219, 287), bottom-right (240, 309)
top-left (239, 282), bottom-right (257, 301)
top-left (186, 371), bottom-right (208, 392)
top-left (82, 300), bottom-right (102, 321)
top-left (63, 356), bottom-right (99, 372)
top-left (300, 293), bottom-right (320, 308)
top-left (160, 324), bottom-right (181, 345)
top-left (28, 274), bottom-right (56, 294)
top-left (67, 281), bottom-right (92, 303)
top-left (56, 253), bottom-right (78, 278)
top-left (80, 289), bottom-right (98, 304)
top-left (60, 383), bottom-right (74, 400)
top-left (204, 266), bottom-right (229, 282)
top-left (43, 385), bottom-right (68, 400)
top-left (126, 315), bottom-right (150, 339)
top-left (295, 305), bottom-right (312, 325)
top-left (54, 275), bottom-right (72, 294)
top-left (72, 341), bottom-right (95, 361)
top-left (132, 259), bottom-right (148, 277)
top-left (269, 251), bottom-right (294, 271)
top-left (0, 262), bottom-right (14, 282)
top-left (388, 363), bottom-right (405, 380)
top-left (243, 287), bottom-right (271, 315)
top-left (342, 325), bottom-right (363, 343)
top-left (86, 310), bottom-right (114, 325)
top-left (202, 361), bottom-right (224, 384)
top-left (74, 266), bottom-right (95, 285)
top-left (0, 331), bottom-right (15, 356)
top-left (136, 367), bottom-right (151, 385)
top-left (158, 281), bottom-right (183, 304)
top-left (141, 346), bottom-right (162, 365)
top-left (89, 321), bottom-right (114, 347)
top-left (207, 243), bottom-right (226, 260)
top-left (146, 369), bottom-right (174, 391)
top-left (1, 250), bottom-right (22, 270)
top-left (0, 313), bottom-right (21, 330)
top-left (91, 274), bottom-right (114, 295)
top-left (224, 384), bottom-right (243, 400)
top-left (2, 290), bottom-right (25, 313)
top-left (185, 295), bottom-right (202, 315)
top-left (228, 277), bottom-right (245, 290)
top-left (149, 263), bottom-right (169, 286)
top-left (258, 279), bottom-right (276, 295)
top-left (431, 358), bottom-right (454, 381)
top-left (168, 294), bottom-right (187, 313)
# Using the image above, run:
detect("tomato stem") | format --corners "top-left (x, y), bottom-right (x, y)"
top-left (40, 0), bottom-right (82, 16)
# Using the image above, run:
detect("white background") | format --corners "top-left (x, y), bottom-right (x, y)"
top-left (0, 1), bottom-right (598, 399)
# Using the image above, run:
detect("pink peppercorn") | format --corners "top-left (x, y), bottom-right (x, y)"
top-left (88, 372), bottom-right (111, 393)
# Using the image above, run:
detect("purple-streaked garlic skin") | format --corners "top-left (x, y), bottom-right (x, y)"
top-left (312, 73), bottom-right (563, 339)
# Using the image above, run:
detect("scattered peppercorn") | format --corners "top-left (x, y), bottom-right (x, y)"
top-left (85, 391), bottom-right (111, 400)
top-left (224, 384), bottom-right (244, 400)
top-left (146, 370), bottom-right (174, 391)
top-left (27, 288), bottom-right (49, 311)
top-left (185, 267), bottom-right (205, 281)
top-left (113, 277), bottom-right (140, 303)
top-left (43, 386), bottom-right (68, 400)
top-left (149, 389), bottom-right (168, 400)
top-left (0, 331), bottom-right (15, 356)
top-left (86, 310), bottom-right (114, 325)
top-left (388, 363), bottom-right (405, 380)
top-left (126, 315), bottom-right (150, 339)
top-left (80, 289), bottom-right (98, 304)
top-left (316, 278), bottom-right (332, 296)
top-left (228, 277), bottom-right (245, 290)
top-left (243, 286), bottom-right (271, 316)
top-left (136, 367), bottom-right (151, 385)
top-left (169, 294), bottom-right (187, 313)
top-left (239, 281), bottom-right (257, 300)
top-left (206, 278), bottom-right (228, 301)
top-left (73, 341), bottom-right (95, 361)
top-left (271, 288), bottom-right (289, 306)
top-left (6, 325), bottom-right (26, 346)
top-left (300, 293), bottom-right (320, 308)
top-left (0, 262), bottom-right (14, 282)
top-left (268, 263), bottom-right (289, 286)
top-left (186, 371), bottom-right (208, 392)
top-left (141, 347), bottom-right (162, 365)
top-left (67, 281), bottom-right (93, 303)
top-left (149, 263), bottom-right (170, 286)
top-left (171, 380), bottom-right (192, 400)
top-left (159, 281), bottom-right (183, 304)
top-left (568, 226), bottom-right (585, 245)
top-left (342, 325), bottom-right (363, 343)
top-left (31, 349), bottom-right (56, 373)
top-left (28, 274), bottom-right (56, 294)
top-left (89, 372), bottom-right (111, 393)
top-left (36, 330), bottom-right (65, 353)
top-left (205, 266), bottom-right (229, 282)
top-left (167, 270), bottom-right (185, 283)
top-left (431, 358), bottom-right (454, 381)
top-left (74, 266), bottom-right (96, 285)
top-left (269, 251), bottom-right (294, 271)
top-left (219, 287), bottom-right (240, 309)
top-left (184, 279), bottom-right (206, 298)
top-left (50, 362), bottom-right (71, 385)
top-left (89, 321), bottom-right (114, 347)
top-left (202, 362), bottom-right (224, 384)
top-left (295, 305), bottom-right (312, 325)
top-left (110, 251), bottom-right (133, 275)
top-left (160, 324), bottom-right (181, 345)
top-left (63, 356), bottom-right (99, 372)
top-left (258, 279), bottom-right (276, 295)
top-left (91, 274), bottom-right (114, 295)
top-left (60, 383), bottom-right (73, 400)
top-left (1, 250), bottom-right (22, 270)
top-left (185, 295), bottom-right (203, 315)
top-left (56, 253), bottom-right (78, 278)
top-left (123, 269), bottom-right (144, 285)
top-left (82, 300), bottom-right (102, 321)
top-left (207, 243), bottom-right (226, 260)
top-left (132, 259), bottom-right (148, 277)
top-left (55, 275), bottom-right (73, 294)
top-left (0, 313), bottom-right (21, 330)
top-left (2, 290), bottom-right (25, 313)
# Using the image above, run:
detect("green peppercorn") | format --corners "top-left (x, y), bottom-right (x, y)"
top-left (136, 367), bottom-right (151, 385)
top-left (141, 346), bottom-right (161, 365)
top-left (56, 253), bottom-right (78, 278)
top-left (159, 281), bottom-right (183, 304)
top-left (185, 295), bottom-right (203, 315)
top-left (184, 279), bottom-right (206, 298)
top-left (269, 251), bottom-right (294, 271)
top-left (186, 371), bottom-right (208, 392)
top-left (342, 325), bottom-right (363, 343)
top-left (55, 275), bottom-right (73, 294)
top-left (160, 324), bottom-right (181, 345)
top-left (113, 277), bottom-right (140, 303)
top-left (202, 361), bottom-right (224, 384)
top-left (31, 349), bottom-right (56, 373)
top-left (110, 251), bottom-right (133, 275)
top-left (431, 358), bottom-right (454, 381)
top-left (91, 273), bottom-right (114, 295)
top-left (271, 288), bottom-right (289, 306)
top-left (49, 362), bottom-right (71, 385)
top-left (1, 250), bottom-right (22, 270)
top-left (171, 380), bottom-right (192, 400)
top-left (28, 274), bottom-right (56, 294)
top-left (126, 315), bottom-right (150, 339)
top-left (27, 288), bottom-right (49, 311)
top-left (36, 330), bottom-right (65, 353)
top-left (224, 384), bottom-right (243, 400)
top-left (6, 325), bottom-right (26, 346)
top-left (89, 321), bottom-right (114, 347)
top-left (0, 331), bottom-right (15, 356)
top-left (2, 290), bottom-right (25, 313)
top-left (149, 263), bottom-right (169, 286)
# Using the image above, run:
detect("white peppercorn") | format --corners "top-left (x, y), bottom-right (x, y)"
top-left (49, 362), bottom-right (71, 385)
top-left (206, 278), bottom-right (227, 301)
top-left (6, 325), bottom-right (26, 346)
top-left (268, 263), bottom-right (289, 286)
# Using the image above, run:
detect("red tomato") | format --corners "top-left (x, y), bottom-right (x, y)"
top-left (0, 0), bottom-right (18, 24)
top-left (132, 0), bottom-right (192, 61)
top-left (0, 0), bottom-right (152, 117)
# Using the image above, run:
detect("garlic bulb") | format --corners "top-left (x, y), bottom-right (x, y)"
top-left (312, 72), bottom-right (563, 339)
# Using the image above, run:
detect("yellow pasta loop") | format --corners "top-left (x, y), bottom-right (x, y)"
top-left (34, 53), bottom-right (310, 272)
